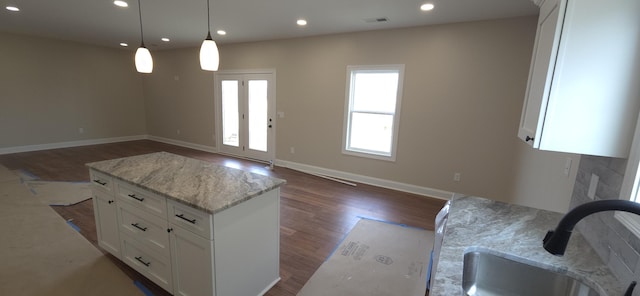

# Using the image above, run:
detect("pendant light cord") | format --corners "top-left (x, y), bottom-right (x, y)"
top-left (206, 0), bottom-right (211, 34)
top-left (138, 0), bottom-right (145, 46)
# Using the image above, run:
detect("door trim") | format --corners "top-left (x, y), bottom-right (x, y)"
top-left (214, 69), bottom-right (277, 163)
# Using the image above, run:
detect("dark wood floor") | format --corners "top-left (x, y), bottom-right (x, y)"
top-left (0, 140), bottom-right (446, 296)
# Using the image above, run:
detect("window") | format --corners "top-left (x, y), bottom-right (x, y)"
top-left (342, 65), bottom-right (404, 161)
top-left (617, 114), bottom-right (640, 237)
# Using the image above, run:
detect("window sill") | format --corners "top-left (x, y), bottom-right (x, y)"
top-left (615, 211), bottom-right (640, 239)
top-left (342, 149), bottom-right (396, 162)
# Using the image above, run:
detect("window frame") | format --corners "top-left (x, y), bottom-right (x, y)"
top-left (341, 64), bottom-right (405, 161)
top-left (616, 112), bottom-right (640, 237)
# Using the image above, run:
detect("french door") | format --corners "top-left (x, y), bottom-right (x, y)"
top-left (214, 70), bottom-right (276, 162)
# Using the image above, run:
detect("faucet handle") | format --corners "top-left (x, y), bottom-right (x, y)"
top-left (624, 281), bottom-right (636, 296)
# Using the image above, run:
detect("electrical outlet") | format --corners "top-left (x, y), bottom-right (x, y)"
top-left (587, 174), bottom-right (599, 199)
top-left (78, 127), bottom-right (84, 134)
top-left (453, 173), bottom-right (461, 182)
top-left (177, 129), bottom-right (181, 135)
top-left (290, 147), bottom-right (295, 154)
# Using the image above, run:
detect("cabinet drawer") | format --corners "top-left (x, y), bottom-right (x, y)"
top-left (121, 234), bottom-right (173, 293)
top-left (118, 203), bottom-right (170, 258)
top-left (168, 200), bottom-right (213, 240)
top-left (116, 182), bottom-right (167, 218)
top-left (89, 170), bottom-right (113, 193)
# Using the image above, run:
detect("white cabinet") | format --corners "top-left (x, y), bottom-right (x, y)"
top-left (121, 233), bottom-right (173, 291)
top-left (93, 190), bottom-right (120, 257)
top-left (170, 225), bottom-right (215, 296)
top-left (90, 171), bottom-right (120, 258)
top-left (90, 168), bottom-right (280, 296)
top-left (518, 0), bottom-right (640, 157)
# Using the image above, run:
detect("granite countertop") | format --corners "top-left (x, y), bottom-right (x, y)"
top-left (430, 196), bottom-right (624, 296)
top-left (86, 152), bottom-right (286, 214)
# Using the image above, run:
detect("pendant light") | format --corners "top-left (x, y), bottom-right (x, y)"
top-left (135, 0), bottom-right (153, 73)
top-left (199, 0), bottom-right (220, 71)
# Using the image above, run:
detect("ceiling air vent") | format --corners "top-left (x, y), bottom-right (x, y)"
top-left (363, 17), bottom-right (389, 23)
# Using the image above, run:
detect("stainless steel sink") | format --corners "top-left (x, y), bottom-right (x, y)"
top-left (462, 251), bottom-right (600, 296)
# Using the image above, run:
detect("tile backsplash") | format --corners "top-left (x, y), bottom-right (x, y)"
top-left (571, 155), bottom-right (640, 289)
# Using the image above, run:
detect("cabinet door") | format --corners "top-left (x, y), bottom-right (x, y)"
top-left (518, 0), bottom-right (564, 146)
top-left (170, 225), bottom-right (215, 296)
top-left (93, 190), bottom-right (120, 257)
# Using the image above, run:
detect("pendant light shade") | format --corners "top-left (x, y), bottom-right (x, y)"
top-left (135, 0), bottom-right (153, 73)
top-left (200, 0), bottom-right (219, 71)
top-left (200, 33), bottom-right (219, 71)
top-left (135, 45), bottom-right (153, 73)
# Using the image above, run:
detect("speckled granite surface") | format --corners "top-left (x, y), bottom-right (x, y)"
top-left (430, 196), bottom-right (624, 296)
top-left (86, 152), bottom-right (285, 214)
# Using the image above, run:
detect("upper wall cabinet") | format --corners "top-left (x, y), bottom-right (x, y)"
top-left (518, 0), bottom-right (640, 158)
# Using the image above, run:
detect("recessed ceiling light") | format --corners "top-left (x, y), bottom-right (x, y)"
top-left (161, 38), bottom-right (170, 42)
top-left (120, 42), bottom-right (128, 47)
top-left (420, 3), bottom-right (435, 11)
top-left (113, 1), bottom-right (128, 8)
top-left (6, 6), bottom-right (20, 12)
top-left (217, 30), bottom-right (227, 36)
top-left (297, 19), bottom-right (307, 26)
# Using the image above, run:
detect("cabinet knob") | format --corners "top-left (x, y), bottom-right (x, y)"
top-left (167, 228), bottom-right (173, 233)
top-left (108, 200), bottom-right (114, 204)
top-left (526, 136), bottom-right (534, 142)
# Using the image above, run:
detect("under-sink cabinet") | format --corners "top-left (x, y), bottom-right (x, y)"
top-left (87, 152), bottom-right (284, 296)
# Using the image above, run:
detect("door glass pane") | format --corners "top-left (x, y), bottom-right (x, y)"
top-left (248, 80), bottom-right (268, 152)
top-left (221, 80), bottom-right (239, 147)
top-left (349, 112), bottom-right (393, 154)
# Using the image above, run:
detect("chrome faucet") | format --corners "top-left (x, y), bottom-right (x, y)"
top-left (543, 200), bottom-right (640, 256)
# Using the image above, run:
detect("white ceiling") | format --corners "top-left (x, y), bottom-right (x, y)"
top-left (0, 0), bottom-right (539, 50)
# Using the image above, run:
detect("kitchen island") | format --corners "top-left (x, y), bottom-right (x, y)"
top-left (430, 196), bottom-right (624, 295)
top-left (86, 152), bottom-right (286, 296)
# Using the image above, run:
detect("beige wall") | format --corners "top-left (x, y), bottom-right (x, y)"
top-left (0, 16), bottom-right (578, 212)
top-left (143, 16), bottom-right (545, 203)
top-left (509, 142), bottom-right (580, 212)
top-left (0, 31), bottom-right (146, 148)
top-left (142, 49), bottom-right (216, 147)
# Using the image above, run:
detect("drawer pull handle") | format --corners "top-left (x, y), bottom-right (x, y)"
top-left (128, 194), bottom-right (145, 202)
top-left (93, 179), bottom-right (107, 186)
top-left (176, 214), bottom-right (197, 224)
top-left (131, 223), bottom-right (147, 232)
top-left (135, 256), bottom-right (151, 267)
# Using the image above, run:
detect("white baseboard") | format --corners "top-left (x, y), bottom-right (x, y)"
top-left (1, 136), bottom-right (451, 201)
top-left (275, 159), bottom-right (452, 200)
top-left (147, 135), bottom-right (217, 153)
top-left (0, 135), bottom-right (148, 155)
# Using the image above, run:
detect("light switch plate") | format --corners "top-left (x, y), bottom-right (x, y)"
top-left (563, 158), bottom-right (572, 177)
top-left (587, 174), bottom-right (599, 199)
